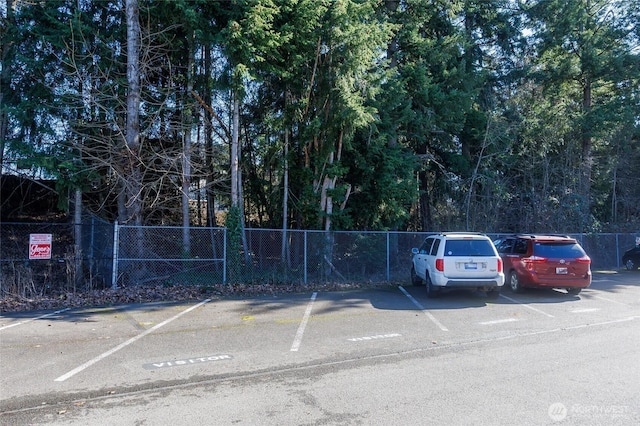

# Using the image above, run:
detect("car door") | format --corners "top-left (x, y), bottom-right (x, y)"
top-left (413, 237), bottom-right (435, 279)
top-left (495, 238), bottom-right (516, 272)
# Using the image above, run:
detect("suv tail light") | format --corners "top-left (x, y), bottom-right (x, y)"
top-left (435, 258), bottom-right (444, 272)
top-left (576, 255), bottom-right (591, 264)
top-left (497, 258), bottom-right (503, 273)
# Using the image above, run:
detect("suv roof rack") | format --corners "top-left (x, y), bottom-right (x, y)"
top-left (439, 231), bottom-right (487, 236)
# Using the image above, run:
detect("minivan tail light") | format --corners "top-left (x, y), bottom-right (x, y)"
top-left (576, 255), bottom-right (591, 264)
top-left (522, 256), bottom-right (546, 270)
top-left (436, 259), bottom-right (444, 272)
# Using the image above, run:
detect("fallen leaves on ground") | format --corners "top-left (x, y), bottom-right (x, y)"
top-left (0, 282), bottom-right (395, 313)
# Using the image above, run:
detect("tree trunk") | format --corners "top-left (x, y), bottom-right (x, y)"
top-left (465, 118), bottom-right (491, 230)
top-left (320, 130), bottom-right (344, 231)
top-left (124, 0), bottom-right (143, 284)
top-left (281, 127), bottom-right (289, 265)
top-left (581, 77), bottom-right (592, 228)
top-left (182, 34), bottom-right (194, 256)
top-left (73, 187), bottom-right (82, 291)
top-left (0, 0), bottom-right (13, 171)
top-left (203, 44), bottom-right (216, 227)
top-left (231, 92), bottom-right (240, 208)
top-left (419, 171), bottom-right (433, 230)
top-left (124, 0), bottom-right (142, 226)
top-left (385, 0), bottom-right (399, 148)
top-left (230, 87), bottom-right (248, 264)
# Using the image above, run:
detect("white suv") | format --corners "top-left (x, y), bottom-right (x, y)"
top-left (411, 233), bottom-right (505, 298)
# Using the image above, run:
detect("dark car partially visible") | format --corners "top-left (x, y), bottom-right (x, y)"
top-left (622, 245), bottom-right (640, 270)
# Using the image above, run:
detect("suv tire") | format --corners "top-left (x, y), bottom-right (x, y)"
top-left (411, 266), bottom-right (424, 286)
top-left (625, 259), bottom-right (636, 271)
top-left (509, 271), bottom-right (523, 293)
top-left (425, 272), bottom-right (439, 298)
top-left (567, 287), bottom-right (582, 295)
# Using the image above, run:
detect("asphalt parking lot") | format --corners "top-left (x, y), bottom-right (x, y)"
top-left (1, 271), bottom-right (639, 423)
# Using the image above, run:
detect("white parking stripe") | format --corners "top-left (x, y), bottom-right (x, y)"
top-left (563, 316), bottom-right (640, 330)
top-left (499, 294), bottom-right (555, 318)
top-left (290, 292), bottom-right (317, 352)
top-left (570, 308), bottom-right (600, 313)
top-left (479, 318), bottom-right (519, 325)
top-left (398, 286), bottom-right (448, 331)
top-left (0, 308), bottom-right (70, 331)
top-left (589, 293), bottom-right (631, 307)
top-left (54, 299), bottom-right (210, 382)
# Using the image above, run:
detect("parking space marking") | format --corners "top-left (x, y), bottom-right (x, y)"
top-left (479, 318), bottom-right (520, 325)
top-left (347, 333), bottom-right (402, 342)
top-left (570, 308), bottom-right (600, 313)
top-left (0, 308), bottom-right (70, 331)
top-left (588, 293), bottom-right (632, 307)
top-left (562, 315), bottom-right (640, 330)
top-left (54, 299), bottom-right (210, 382)
top-left (499, 294), bottom-right (555, 318)
top-left (290, 292), bottom-right (317, 352)
top-left (398, 286), bottom-right (449, 331)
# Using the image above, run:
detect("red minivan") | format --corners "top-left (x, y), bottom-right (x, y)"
top-left (493, 235), bottom-right (591, 294)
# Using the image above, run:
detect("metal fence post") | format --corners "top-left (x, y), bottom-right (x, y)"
top-left (223, 227), bottom-right (227, 285)
top-left (111, 221), bottom-right (119, 289)
top-left (304, 230), bottom-right (308, 285)
top-left (386, 232), bottom-right (390, 282)
top-left (615, 233), bottom-right (620, 269)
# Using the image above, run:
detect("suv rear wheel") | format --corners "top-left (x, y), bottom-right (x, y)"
top-left (509, 271), bottom-right (523, 293)
top-left (425, 272), bottom-right (439, 298)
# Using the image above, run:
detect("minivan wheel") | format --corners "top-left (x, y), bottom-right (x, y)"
top-left (411, 266), bottom-right (423, 286)
top-left (509, 271), bottom-right (523, 293)
top-left (425, 273), bottom-right (439, 298)
top-left (567, 287), bottom-right (582, 295)
top-left (625, 259), bottom-right (636, 270)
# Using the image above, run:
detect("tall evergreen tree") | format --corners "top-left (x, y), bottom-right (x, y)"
top-left (525, 0), bottom-right (640, 230)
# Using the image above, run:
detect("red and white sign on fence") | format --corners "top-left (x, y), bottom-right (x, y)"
top-left (29, 234), bottom-right (52, 260)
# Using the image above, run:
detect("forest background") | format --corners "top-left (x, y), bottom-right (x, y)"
top-left (1, 0), bottom-right (639, 235)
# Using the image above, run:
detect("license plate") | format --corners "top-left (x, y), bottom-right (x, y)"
top-left (465, 263), bottom-right (478, 270)
top-left (556, 267), bottom-right (568, 274)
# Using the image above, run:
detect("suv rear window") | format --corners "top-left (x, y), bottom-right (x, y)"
top-left (444, 240), bottom-right (495, 256)
top-left (533, 242), bottom-right (586, 258)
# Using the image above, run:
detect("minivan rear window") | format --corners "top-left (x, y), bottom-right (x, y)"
top-left (444, 240), bottom-right (495, 256)
top-left (533, 242), bottom-right (586, 258)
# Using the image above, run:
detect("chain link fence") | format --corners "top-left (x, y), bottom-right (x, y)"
top-left (115, 228), bottom-right (638, 287)
top-left (115, 225), bottom-right (226, 287)
top-left (1, 222), bottom-right (637, 296)
top-left (0, 217), bottom-right (114, 297)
